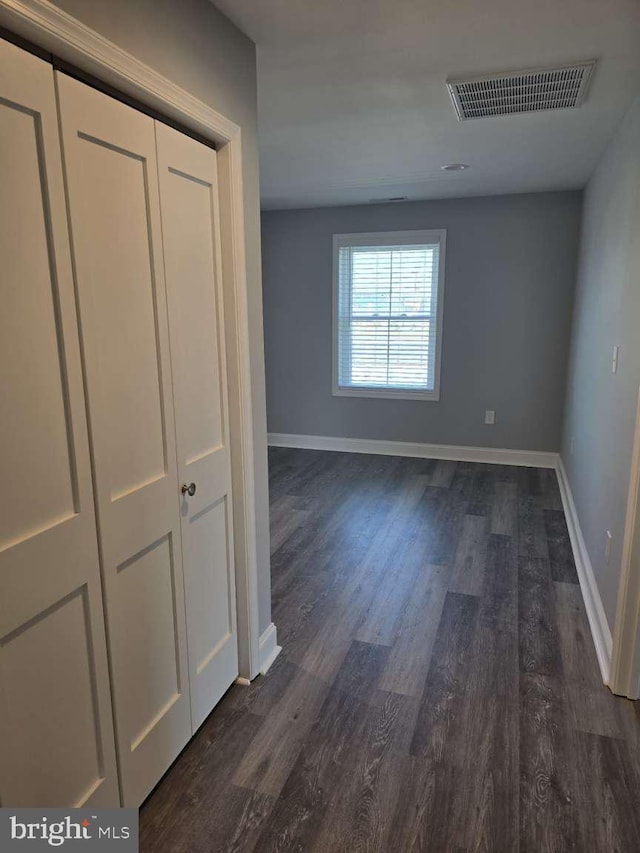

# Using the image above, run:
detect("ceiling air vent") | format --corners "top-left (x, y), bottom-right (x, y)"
top-left (447, 62), bottom-right (596, 120)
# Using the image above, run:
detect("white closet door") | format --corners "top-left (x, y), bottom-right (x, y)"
top-left (156, 123), bottom-right (238, 731)
top-left (0, 40), bottom-right (118, 807)
top-left (56, 74), bottom-right (192, 806)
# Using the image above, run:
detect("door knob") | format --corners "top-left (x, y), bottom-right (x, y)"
top-left (181, 482), bottom-right (196, 497)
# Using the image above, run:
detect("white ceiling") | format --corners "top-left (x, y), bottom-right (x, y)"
top-left (213, 0), bottom-right (640, 210)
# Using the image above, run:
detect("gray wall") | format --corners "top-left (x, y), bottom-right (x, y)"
top-left (50, 0), bottom-right (272, 634)
top-left (562, 97), bottom-right (640, 630)
top-left (262, 192), bottom-right (582, 451)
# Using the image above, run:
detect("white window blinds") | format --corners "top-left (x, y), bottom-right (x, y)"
top-left (334, 230), bottom-right (445, 400)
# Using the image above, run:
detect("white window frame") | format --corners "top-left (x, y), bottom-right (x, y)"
top-left (332, 229), bottom-right (446, 401)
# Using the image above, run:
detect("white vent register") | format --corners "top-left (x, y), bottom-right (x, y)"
top-left (447, 62), bottom-right (595, 120)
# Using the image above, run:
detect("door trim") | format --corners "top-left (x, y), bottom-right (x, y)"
top-left (0, 0), bottom-right (262, 679)
top-left (610, 386), bottom-right (640, 698)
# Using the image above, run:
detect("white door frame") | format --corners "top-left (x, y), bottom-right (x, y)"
top-left (0, 0), bottom-right (262, 681)
top-left (610, 385), bottom-right (640, 698)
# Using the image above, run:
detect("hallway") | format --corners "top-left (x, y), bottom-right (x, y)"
top-left (140, 448), bottom-right (640, 851)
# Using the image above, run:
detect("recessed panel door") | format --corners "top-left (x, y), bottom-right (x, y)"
top-left (156, 123), bottom-right (238, 732)
top-left (56, 73), bottom-right (192, 806)
top-left (0, 39), bottom-right (118, 807)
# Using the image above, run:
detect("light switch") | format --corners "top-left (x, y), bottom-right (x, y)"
top-left (605, 530), bottom-right (612, 563)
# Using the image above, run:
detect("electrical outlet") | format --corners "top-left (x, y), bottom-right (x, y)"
top-left (612, 346), bottom-right (619, 374)
top-left (569, 436), bottom-right (575, 456)
top-left (485, 410), bottom-right (495, 425)
top-left (605, 530), bottom-right (612, 564)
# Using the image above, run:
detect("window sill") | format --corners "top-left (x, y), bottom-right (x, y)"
top-left (332, 385), bottom-right (440, 402)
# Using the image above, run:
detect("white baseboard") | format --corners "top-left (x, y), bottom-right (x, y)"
top-left (556, 457), bottom-right (612, 684)
top-left (268, 432), bottom-right (558, 469)
top-left (258, 622), bottom-right (281, 676)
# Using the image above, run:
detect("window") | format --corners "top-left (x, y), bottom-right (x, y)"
top-left (333, 230), bottom-right (446, 400)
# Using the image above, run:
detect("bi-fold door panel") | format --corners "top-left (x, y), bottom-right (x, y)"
top-left (56, 73), bottom-right (192, 806)
top-left (156, 123), bottom-right (238, 732)
top-left (0, 39), bottom-right (118, 807)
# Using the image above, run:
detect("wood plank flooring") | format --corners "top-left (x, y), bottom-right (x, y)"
top-left (140, 448), bottom-right (640, 852)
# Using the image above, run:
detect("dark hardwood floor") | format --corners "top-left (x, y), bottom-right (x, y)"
top-left (140, 448), bottom-right (640, 852)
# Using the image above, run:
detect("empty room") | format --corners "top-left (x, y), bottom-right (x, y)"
top-left (1, 0), bottom-right (640, 851)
